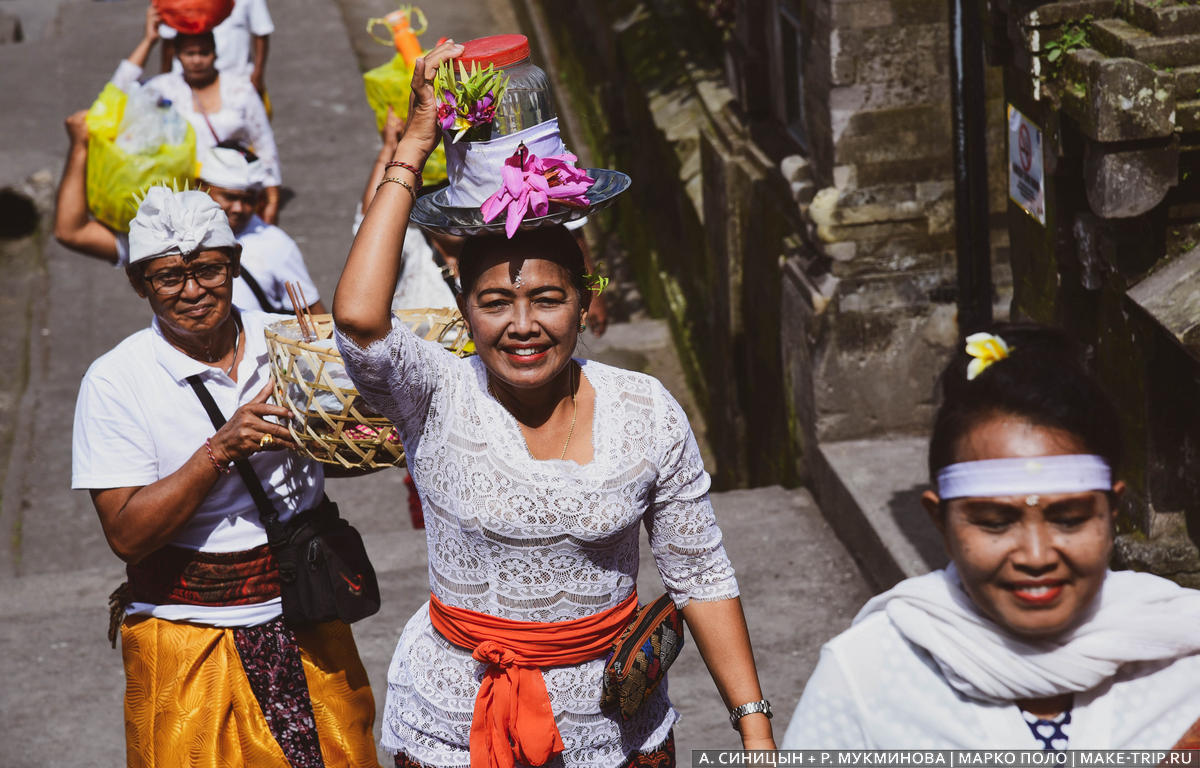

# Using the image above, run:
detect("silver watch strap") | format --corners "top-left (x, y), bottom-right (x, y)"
top-left (728, 699), bottom-right (773, 730)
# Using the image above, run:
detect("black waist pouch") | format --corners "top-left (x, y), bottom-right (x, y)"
top-left (271, 497), bottom-right (381, 627)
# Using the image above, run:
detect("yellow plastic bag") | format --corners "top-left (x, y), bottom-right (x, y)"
top-left (363, 54), bottom-right (447, 184)
top-left (85, 84), bottom-right (197, 233)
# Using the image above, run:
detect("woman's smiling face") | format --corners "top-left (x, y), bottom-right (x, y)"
top-left (923, 414), bottom-right (1121, 639)
top-left (460, 255), bottom-right (586, 391)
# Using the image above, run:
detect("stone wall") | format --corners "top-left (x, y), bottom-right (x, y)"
top-left (991, 0), bottom-right (1200, 583)
top-left (515, 0), bottom-right (803, 487)
top-left (516, 0), bottom-right (1009, 488)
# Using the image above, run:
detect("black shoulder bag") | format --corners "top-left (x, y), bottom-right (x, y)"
top-left (187, 375), bottom-right (381, 627)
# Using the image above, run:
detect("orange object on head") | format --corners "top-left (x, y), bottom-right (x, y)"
top-left (383, 8), bottom-right (423, 66)
top-left (153, 0), bottom-right (234, 34)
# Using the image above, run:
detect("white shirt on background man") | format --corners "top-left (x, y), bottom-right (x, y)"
top-left (159, 0), bottom-right (274, 78)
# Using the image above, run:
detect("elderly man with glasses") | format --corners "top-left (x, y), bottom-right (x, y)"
top-left (71, 187), bottom-right (379, 767)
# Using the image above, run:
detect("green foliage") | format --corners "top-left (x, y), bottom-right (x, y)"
top-left (1044, 15), bottom-right (1093, 68)
top-left (433, 60), bottom-right (509, 143)
top-left (583, 272), bottom-right (611, 294)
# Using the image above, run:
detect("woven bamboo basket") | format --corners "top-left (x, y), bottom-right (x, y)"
top-left (264, 309), bottom-right (472, 469)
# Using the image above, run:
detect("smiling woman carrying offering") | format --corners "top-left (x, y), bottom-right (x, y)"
top-left (782, 324), bottom-right (1200, 750)
top-left (333, 39), bottom-right (774, 768)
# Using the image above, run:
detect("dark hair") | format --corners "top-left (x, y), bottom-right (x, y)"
top-left (927, 323), bottom-right (1122, 482)
top-left (458, 225), bottom-right (589, 298)
top-left (176, 31), bottom-right (217, 53)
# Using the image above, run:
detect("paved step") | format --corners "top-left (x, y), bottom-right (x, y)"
top-left (811, 435), bottom-right (948, 590)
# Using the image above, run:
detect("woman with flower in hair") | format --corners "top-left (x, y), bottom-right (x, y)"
top-left (782, 324), bottom-right (1200, 749)
top-left (334, 40), bottom-right (774, 768)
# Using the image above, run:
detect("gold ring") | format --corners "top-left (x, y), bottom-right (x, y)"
top-left (259, 434), bottom-right (274, 449)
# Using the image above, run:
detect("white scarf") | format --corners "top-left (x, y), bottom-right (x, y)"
top-left (855, 566), bottom-right (1200, 702)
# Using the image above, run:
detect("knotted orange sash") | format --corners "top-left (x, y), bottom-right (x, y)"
top-left (428, 591), bottom-right (639, 768)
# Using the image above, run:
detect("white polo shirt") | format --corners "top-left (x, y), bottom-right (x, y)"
top-left (72, 309), bottom-right (323, 626)
top-left (233, 214), bottom-right (320, 313)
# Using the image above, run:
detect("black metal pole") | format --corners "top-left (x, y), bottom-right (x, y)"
top-left (949, 0), bottom-right (994, 331)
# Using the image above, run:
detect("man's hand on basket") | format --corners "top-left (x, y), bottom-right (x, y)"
top-left (400, 39), bottom-right (464, 161)
top-left (208, 383), bottom-right (297, 463)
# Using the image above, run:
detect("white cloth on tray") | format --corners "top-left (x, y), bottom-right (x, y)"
top-left (442, 118), bottom-right (567, 207)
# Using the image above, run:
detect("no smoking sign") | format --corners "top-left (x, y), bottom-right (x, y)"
top-left (1008, 104), bottom-right (1045, 224)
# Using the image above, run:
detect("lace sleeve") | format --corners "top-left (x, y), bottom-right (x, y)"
top-left (333, 318), bottom-right (455, 446)
top-left (644, 383), bottom-right (738, 608)
top-left (780, 645), bottom-right (872, 748)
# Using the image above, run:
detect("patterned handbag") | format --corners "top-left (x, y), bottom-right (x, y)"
top-left (600, 594), bottom-right (685, 720)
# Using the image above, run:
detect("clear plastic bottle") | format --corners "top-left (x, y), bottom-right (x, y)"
top-left (457, 34), bottom-right (556, 136)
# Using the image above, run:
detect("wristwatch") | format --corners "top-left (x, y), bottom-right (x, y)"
top-left (729, 699), bottom-right (773, 730)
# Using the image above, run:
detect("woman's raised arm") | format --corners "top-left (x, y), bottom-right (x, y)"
top-left (333, 40), bottom-right (463, 348)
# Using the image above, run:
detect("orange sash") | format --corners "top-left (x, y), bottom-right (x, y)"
top-left (428, 591), bottom-right (639, 768)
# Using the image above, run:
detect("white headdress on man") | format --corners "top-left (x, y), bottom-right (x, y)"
top-left (127, 187), bottom-right (237, 266)
top-left (196, 147), bottom-right (271, 191)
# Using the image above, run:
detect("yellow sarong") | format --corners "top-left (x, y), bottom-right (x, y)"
top-left (120, 616), bottom-right (379, 767)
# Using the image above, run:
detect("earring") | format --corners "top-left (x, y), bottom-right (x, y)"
top-left (1025, 494), bottom-right (1039, 507)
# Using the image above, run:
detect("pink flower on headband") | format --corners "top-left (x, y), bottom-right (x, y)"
top-left (480, 144), bottom-right (595, 238)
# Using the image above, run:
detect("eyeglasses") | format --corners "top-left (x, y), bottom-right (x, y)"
top-left (143, 262), bottom-right (232, 296)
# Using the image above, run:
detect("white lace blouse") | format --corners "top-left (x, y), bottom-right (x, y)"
top-left (335, 320), bottom-right (739, 768)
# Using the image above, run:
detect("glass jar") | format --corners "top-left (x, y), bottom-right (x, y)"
top-left (457, 34), bottom-right (556, 136)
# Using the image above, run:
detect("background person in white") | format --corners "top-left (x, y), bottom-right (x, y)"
top-left (52, 135), bottom-right (321, 314)
top-left (70, 187), bottom-right (377, 765)
top-left (197, 145), bottom-right (324, 313)
top-left (781, 325), bottom-right (1200, 749)
top-left (113, 5), bottom-right (282, 222)
top-left (159, 0), bottom-right (273, 95)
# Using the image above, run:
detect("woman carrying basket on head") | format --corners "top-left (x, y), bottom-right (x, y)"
top-left (332, 40), bottom-right (775, 768)
top-left (781, 325), bottom-right (1200, 749)
top-left (111, 4), bottom-right (282, 223)
top-left (71, 188), bottom-right (378, 767)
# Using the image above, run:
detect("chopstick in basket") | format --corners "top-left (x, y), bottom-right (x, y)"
top-left (296, 284), bottom-right (316, 339)
top-left (284, 281), bottom-right (315, 341)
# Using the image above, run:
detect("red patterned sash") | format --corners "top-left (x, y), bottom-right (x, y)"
top-left (127, 543), bottom-right (281, 606)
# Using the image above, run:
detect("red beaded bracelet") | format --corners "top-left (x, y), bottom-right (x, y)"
top-left (384, 160), bottom-right (423, 188)
top-left (206, 437), bottom-right (233, 475)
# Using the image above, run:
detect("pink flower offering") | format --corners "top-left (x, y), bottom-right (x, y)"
top-left (480, 143), bottom-right (596, 238)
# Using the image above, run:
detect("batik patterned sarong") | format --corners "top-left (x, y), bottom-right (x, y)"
top-left (120, 615), bottom-right (378, 767)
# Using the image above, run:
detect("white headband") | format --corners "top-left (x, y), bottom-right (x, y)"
top-left (936, 455), bottom-right (1112, 500)
top-left (127, 187), bottom-right (237, 265)
top-left (197, 147), bottom-right (270, 191)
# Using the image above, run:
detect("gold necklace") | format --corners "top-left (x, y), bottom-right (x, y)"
top-left (489, 365), bottom-right (577, 460)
